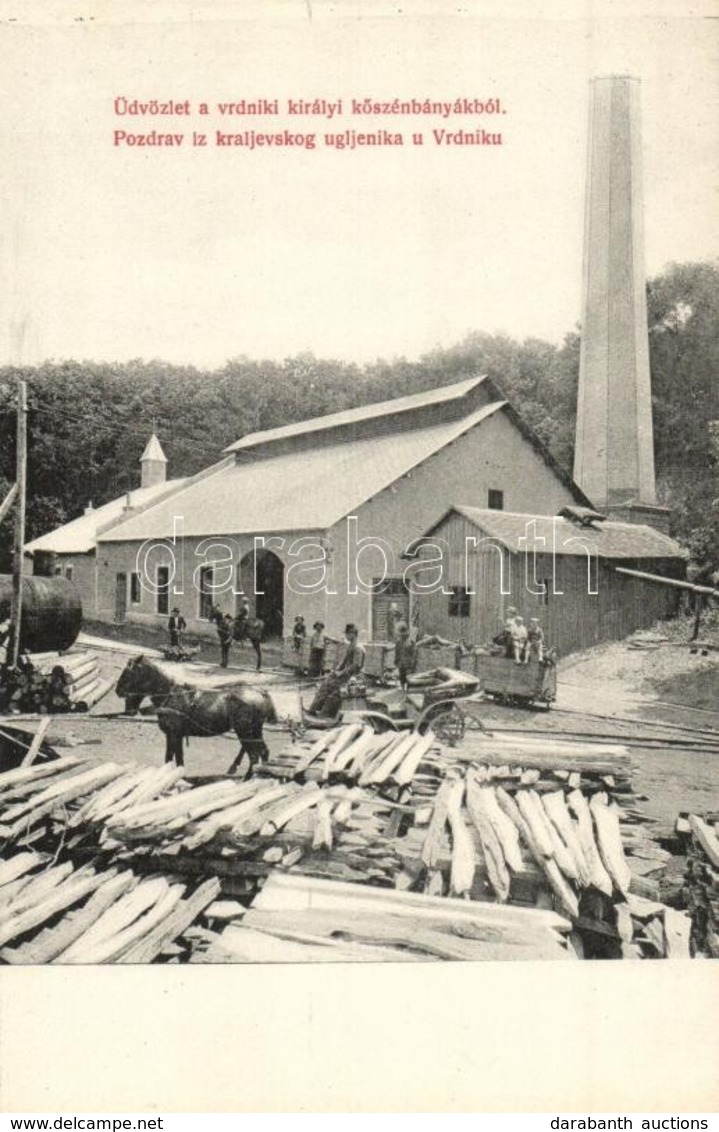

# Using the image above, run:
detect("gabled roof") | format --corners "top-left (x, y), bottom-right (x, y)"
top-left (224, 375), bottom-right (487, 453)
top-left (417, 505), bottom-right (687, 560)
top-left (100, 403), bottom-right (507, 542)
top-left (25, 478), bottom-right (188, 555)
top-left (140, 434), bottom-right (168, 463)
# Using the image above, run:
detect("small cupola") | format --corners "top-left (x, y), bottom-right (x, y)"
top-left (140, 433), bottom-right (168, 489)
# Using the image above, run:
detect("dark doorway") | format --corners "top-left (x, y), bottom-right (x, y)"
top-left (237, 549), bottom-right (284, 638)
top-left (115, 573), bottom-right (127, 623)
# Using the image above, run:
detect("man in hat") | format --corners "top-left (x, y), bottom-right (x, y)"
top-left (335, 623), bottom-right (366, 679)
top-left (168, 607), bottom-right (187, 648)
top-left (309, 624), bottom-right (365, 717)
top-left (308, 621), bottom-right (327, 677)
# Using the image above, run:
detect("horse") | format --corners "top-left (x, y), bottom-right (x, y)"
top-left (115, 655), bottom-right (277, 774)
top-left (210, 606), bottom-right (264, 671)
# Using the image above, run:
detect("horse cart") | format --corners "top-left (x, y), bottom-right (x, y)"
top-left (305, 667), bottom-right (485, 745)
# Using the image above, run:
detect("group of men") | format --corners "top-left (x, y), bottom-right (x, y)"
top-left (493, 607), bottom-right (545, 664)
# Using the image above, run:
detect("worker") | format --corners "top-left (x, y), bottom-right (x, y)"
top-left (309, 623), bottom-right (365, 717)
top-left (217, 613), bottom-right (234, 668)
top-left (512, 615), bottom-right (529, 664)
top-left (308, 621), bottom-right (327, 677)
top-left (235, 597), bottom-right (251, 638)
top-left (292, 614), bottom-right (307, 651)
top-left (168, 607), bottom-right (187, 648)
top-left (527, 617), bottom-right (545, 662)
top-left (386, 601), bottom-right (401, 642)
top-left (393, 621), bottom-right (417, 689)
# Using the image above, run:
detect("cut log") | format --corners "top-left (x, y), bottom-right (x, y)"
top-left (0, 871), bottom-right (136, 964)
top-left (119, 878), bottom-right (222, 964)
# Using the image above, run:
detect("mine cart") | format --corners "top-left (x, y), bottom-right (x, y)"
top-left (474, 654), bottom-right (557, 709)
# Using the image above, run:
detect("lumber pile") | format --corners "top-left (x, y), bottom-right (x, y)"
top-left (0, 848), bottom-right (220, 964)
top-left (681, 814), bottom-right (719, 957)
top-left (0, 650), bottom-right (112, 714)
top-left (0, 755), bottom-right (186, 845)
top-left (192, 872), bottom-right (573, 963)
top-left (265, 723), bottom-right (438, 791)
top-left (0, 737), bottom-right (687, 962)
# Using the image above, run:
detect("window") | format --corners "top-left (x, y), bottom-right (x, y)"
top-left (199, 566), bottom-right (215, 620)
top-left (157, 566), bottom-right (170, 615)
top-left (130, 572), bottom-right (141, 604)
top-left (65, 565), bottom-right (74, 582)
top-left (54, 564), bottom-right (63, 577)
top-left (540, 578), bottom-right (550, 606)
top-left (448, 586), bottom-right (471, 618)
top-left (488, 488), bottom-right (504, 511)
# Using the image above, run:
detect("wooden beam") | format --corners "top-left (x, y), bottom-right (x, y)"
top-left (20, 716), bottom-right (51, 767)
top-left (0, 483), bottom-right (18, 527)
top-left (614, 566), bottom-right (719, 598)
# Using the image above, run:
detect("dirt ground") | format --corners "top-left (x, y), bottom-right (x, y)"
top-left (6, 612), bottom-right (718, 845)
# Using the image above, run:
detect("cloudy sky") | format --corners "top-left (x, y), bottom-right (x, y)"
top-left (2, 1), bottom-right (717, 367)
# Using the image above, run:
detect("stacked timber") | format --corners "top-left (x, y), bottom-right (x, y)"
top-left (402, 763), bottom-right (687, 958)
top-left (0, 741), bottom-right (688, 961)
top-left (266, 723), bottom-right (439, 791)
top-left (193, 873), bottom-right (573, 963)
top-left (681, 814), bottom-right (719, 957)
top-left (0, 756), bottom-right (186, 845)
top-left (0, 650), bottom-right (112, 713)
top-left (0, 848), bottom-right (220, 964)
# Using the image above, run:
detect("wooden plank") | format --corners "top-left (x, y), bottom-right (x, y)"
top-left (689, 815), bottom-right (719, 870)
top-left (20, 717), bottom-right (52, 768)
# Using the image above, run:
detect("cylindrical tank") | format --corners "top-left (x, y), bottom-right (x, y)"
top-left (0, 575), bottom-right (82, 652)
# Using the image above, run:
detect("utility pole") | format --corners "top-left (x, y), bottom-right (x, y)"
top-left (7, 379), bottom-right (28, 668)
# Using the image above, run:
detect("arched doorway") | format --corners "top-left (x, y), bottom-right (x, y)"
top-left (237, 549), bottom-right (285, 639)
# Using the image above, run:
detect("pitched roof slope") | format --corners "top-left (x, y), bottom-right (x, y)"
top-left (100, 403), bottom-right (505, 542)
top-left (224, 375), bottom-right (487, 452)
top-left (433, 506), bottom-right (687, 560)
top-left (25, 479), bottom-right (188, 555)
top-left (140, 434), bottom-right (168, 463)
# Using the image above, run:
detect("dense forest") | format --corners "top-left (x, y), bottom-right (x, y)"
top-left (0, 259), bottom-right (717, 571)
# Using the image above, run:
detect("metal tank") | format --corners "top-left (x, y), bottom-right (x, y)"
top-left (0, 575), bottom-right (82, 653)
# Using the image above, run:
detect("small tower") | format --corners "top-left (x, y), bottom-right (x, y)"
top-left (574, 75), bottom-right (670, 532)
top-left (140, 434), bottom-right (168, 489)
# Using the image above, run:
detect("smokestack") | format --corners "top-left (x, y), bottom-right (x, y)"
top-left (574, 76), bottom-right (669, 530)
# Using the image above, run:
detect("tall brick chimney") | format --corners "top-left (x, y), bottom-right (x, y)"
top-left (574, 75), bottom-right (670, 533)
top-left (140, 433), bottom-right (168, 489)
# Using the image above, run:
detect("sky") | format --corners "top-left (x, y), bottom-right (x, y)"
top-left (1, 2), bottom-right (717, 368)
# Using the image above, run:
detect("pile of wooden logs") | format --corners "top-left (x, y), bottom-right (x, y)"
top-left (0, 849), bottom-right (220, 964)
top-left (265, 723), bottom-right (436, 789)
top-left (0, 733), bottom-right (690, 962)
top-left (0, 650), bottom-right (113, 714)
top-left (680, 814), bottom-right (719, 957)
top-left (192, 873), bottom-right (573, 962)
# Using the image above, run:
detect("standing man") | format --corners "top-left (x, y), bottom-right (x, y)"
top-left (168, 607), bottom-right (187, 649)
top-left (386, 601), bottom-right (401, 642)
top-left (217, 613), bottom-right (233, 668)
top-left (393, 622), bottom-right (417, 689)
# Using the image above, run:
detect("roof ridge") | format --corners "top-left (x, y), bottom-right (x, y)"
top-left (225, 374), bottom-right (488, 453)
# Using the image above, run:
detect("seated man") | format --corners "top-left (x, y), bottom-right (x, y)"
top-left (309, 623), bottom-right (365, 718)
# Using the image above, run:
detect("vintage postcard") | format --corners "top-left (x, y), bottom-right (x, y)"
top-left (0, 0), bottom-right (717, 1114)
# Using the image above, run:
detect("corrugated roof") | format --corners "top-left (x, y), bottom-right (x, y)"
top-left (224, 375), bottom-right (487, 452)
top-left (140, 434), bottom-right (168, 463)
top-left (25, 479), bottom-right (188, 555)
top-left (428, 505), bottom-right (687, 560)
top-left (100, 403), bottom-right (505, 542)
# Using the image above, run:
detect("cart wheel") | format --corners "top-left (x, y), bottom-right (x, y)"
top-left (421, 703), bottom-right (466, 745)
